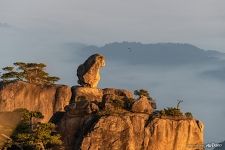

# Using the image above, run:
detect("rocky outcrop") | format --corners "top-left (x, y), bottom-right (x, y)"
top-left (77, 54), bottom-right (105, 88)
top-left (103, 88), bottom-right (133, 100)
top-left (0, 81), bottom-right (71, 122)
top-left (81, 113), bottom-right (149, 150)
top-left (145, 118), bottom-right (204, 150)
top-left (70, 87), bottom-right (133, 104)
top-left (80, 114), bottom-right (204, 150)
top-left (58, 87), bottom-right (135, 149)
top-left (59, 99), bottom-right (203, 150)
top-left (57, 112), bottom-right (93, 150)
top-left (131, 96), bottom-right (153, 114)
top-left (56, 53), bottom-right (204, 150)
top-left (0, 54), bottom-right (204, 150)
top-left (57, 99), bottom-right (100, 149)
top-left (71, 86), bottom-right (103, 103)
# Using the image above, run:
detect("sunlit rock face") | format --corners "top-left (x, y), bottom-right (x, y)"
top-left (103, 88), bottom-right (133, 100)
top-left (131, 96), bottom-right (153, 114)
top-left (81, 113), bottom-right (149, 150)
top-left (57, 103), bottom-right (98, 150)
top-left (77, 53), bottom-right (105, 88)
top-left (58, 87), bottom-right (135, 149)
top-left (71, 86), bottom-right (103, 103)
top-left (144, 118), bottom-right (204, 150)
top-left (80, 114), bottom-right (204, 150)
top-left (0, 112), bottom-right (21, 148)
top-left (0, 54), bottom-right (204, 150)
top-left (58, 54), bottom-right (204, 150)
top-left (0, 81), bottom-right (71, 122)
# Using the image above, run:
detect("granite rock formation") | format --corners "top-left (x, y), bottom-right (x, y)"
top-left (0, 81), bottom-right (71, 122)
top-left (58, 90), bottom-right (204, 150)
top-left (57, 54), bottom-right (204, 150)
top-left (131, 96), bottom-right (153, 114)
top-left (77, 54), bottom-right (105, 88)
top-left (57, 101), bottom-right (95, 149)
top-left (103, 88), bottom-right (133, 100)
top-left (71, 86), bottom-right (103, 103)
top-left (0, 53), bottom-right (204, 150)
top-left (80, 114), bottom-right (204, 150)
top-left (57, 87), bottom-right (134, 149)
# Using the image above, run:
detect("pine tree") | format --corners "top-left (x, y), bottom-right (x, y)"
top-left (1, 62), bottom-right (60, 85)
top-left (134, 89), bottom-right (151, 100)
top-left (3, 109), bottom-right (62, 150)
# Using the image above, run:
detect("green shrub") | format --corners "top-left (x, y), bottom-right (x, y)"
top-left (3, 109), bottom-right (62, 150)
top-left (159, 107), bottom-right (183, 117)
top-left (185, 112), bottom-right (193, 118)
top-left (134, 89), bottom-right (151, 100)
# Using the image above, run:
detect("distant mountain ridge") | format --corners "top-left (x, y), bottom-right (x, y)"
top-left (74, 42), bottom-right (225, 66)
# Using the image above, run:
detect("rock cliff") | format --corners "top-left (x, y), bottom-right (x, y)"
top-left (57, 54), bottom-right (204, 150)
top-left (58, 107), bottom-right (204, 150)
top-left (0, 81), bottom-right (71, 122)
top-left (81, 114), bottom-right (204, 150)
top-left (0, 54), bottom-right (204, 150)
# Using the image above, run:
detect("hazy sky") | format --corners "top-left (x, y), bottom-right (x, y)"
top-left (1, 0), bottom-right (225, 144)
top-left (0, 0), bottom-right (225, 51)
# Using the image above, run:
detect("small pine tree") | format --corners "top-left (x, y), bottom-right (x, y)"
top-left (1, 62), bottom-right (60, 85)
top-left (1, 66), bottom-right (23, 82)
top-left (185, 112), bottom-right (193, 118)
top-left (134, 89), bottom-right (152, 100)
top-left (3, 109), bottom-right (62, 150)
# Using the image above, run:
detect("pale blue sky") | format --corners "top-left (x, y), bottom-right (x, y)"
top-left (0, 0), bottom-right (225, 51)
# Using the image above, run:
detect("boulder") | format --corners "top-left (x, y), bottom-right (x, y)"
top-left (131, 96), bottom-right (153, 114)
top-left (71, 86), bottom-right (103, 103)
top-left (77, 54), bottom-right (105, 88)
top-left (0, 81), bottom-right (71, 122)
top-left (103, 88), bottom-right (133, 100)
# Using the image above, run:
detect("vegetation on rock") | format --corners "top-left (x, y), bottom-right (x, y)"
top-left (97, 97), bottom-right (134, 116)
top-left (159, 107), bottom-right (183, 117)
top-left (134, 89), bottom-right (151, 100)
top-left (1, 62), bottom-right (60, 85)
top-left (134, 89), bottom-right (157, 109)
top-left (185, 112), bottom-right (193, 118)
top-left (156, 101), bottom-right (194, 119)
top-left (3, 109), bottom-right (62, 150)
